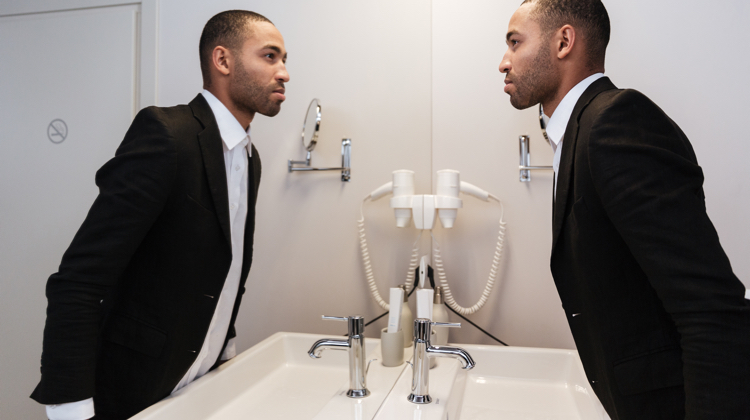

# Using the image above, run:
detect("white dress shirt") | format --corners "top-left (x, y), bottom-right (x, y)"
top-left (172, 89), bottom-right (251, 391)
top-left (46, 90), bottom-right (252, 420)
top-left (542, 72), bottom-right (605, 198)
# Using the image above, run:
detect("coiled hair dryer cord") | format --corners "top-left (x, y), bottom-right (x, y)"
top-left (358, 198), bottom-right (422, 310)
top-left (432, 195), bottom-right (506, 315)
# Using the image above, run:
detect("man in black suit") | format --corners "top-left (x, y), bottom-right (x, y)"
top-left (31, 10), bottom-right (289, 420)
top-left (500, 0), bottom-right (749, 418)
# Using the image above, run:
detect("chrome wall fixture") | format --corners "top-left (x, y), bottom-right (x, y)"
top-left (308, 315), bottom-right (372, 398)
top-left (288, 138), bottom-right (351, 182)
top-left (519, 135), bottom-right (552, 182)
top-left (288, 98), bottom-right (351, 182)
top-left (407, 319), bottom-right (475, 404)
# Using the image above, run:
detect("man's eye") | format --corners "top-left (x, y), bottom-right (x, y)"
top-left (265, 53), bottom-right (275, 59)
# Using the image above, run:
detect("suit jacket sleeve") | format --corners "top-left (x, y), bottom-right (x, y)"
top-left (32, 107), bottom-right (178, 404)
top-left (587, 90), bottom-right (750, 417)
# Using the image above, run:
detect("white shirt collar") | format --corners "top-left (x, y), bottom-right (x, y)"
top-left (543, 73), bottom-right (605, 147)
top-left (201, 89), bottom-right (252, 155)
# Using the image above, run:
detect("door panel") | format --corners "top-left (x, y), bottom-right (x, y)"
top-left (0, 5), bottom-right (139, 418)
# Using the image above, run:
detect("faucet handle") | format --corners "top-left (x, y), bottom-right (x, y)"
top-left (321, 315), bottom-right (365, 336)
top-left (413, 319), bottom-right (462, 342)
top-left (432, 321), bottom-right (461, 328)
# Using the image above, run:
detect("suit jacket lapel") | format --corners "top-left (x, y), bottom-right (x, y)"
top-left (190, 94), bottom-right (232, 246)
top-left (551, 77), bottom-right (617, 253)
top-left (248, 144), bottom-right (261, 213)
top-left (240, 145), bottom-right (261, 283)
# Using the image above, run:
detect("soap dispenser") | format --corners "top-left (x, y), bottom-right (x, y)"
top-left (432, 286), bottom-right (449, 345)
top-left (399, 284), bottom-right (413, 347)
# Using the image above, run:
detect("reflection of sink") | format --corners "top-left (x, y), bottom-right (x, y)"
top-left (132, 333), bottom-right (609, 420)
top-left (373, 344), bottom-right (609, 420)
top-left (455, 344), bottom-right (610, 420)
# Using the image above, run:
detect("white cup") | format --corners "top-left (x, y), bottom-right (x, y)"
top-left (380, 328), bottom-right (405, 367)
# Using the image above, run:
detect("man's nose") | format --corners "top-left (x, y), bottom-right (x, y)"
top-left (499, 52), bottom-right (511, 74)
top-left (277, 63), bottom-right (290, 83)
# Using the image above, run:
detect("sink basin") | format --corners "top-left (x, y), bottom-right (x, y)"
top-left (311, 344), bottom-right (412, 420)
top-left (131, 332), bottom-right (393, 420)
top-left (131, 333), bottom-right (609, 420)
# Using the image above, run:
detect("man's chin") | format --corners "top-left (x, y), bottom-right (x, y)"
top-left (509, 96), bottom-right (535, 110)
top-left (258, 104), bottom-right (282, 117)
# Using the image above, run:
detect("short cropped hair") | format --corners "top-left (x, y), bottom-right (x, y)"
top-left (199, 10), bottom-right (273, 87)
top-left (522, 0), bottom-right (610, 70)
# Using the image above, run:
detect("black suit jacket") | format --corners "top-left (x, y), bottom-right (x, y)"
top-left (550, 77), bottom-right (750, 419)
top-left (31, 94), bottom-right (262, 419)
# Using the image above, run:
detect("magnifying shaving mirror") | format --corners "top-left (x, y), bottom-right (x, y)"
top-left (302, 98), bottom-right (322, 152)
top-left (288, 98), bottom-right (351, 182)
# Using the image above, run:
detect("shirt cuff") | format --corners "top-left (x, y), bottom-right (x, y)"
top-left (46, 398), bottom-right (95, 420)
top-left (221, 337), bottom-right (237, 360)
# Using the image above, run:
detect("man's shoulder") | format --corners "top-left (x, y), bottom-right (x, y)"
top-left (581, 84), bottom-right (692, 157)
top-left (126, 100), bottom-right (208, 142)
top-left (135, 102), bottom-right (195, 127)
top-left (117, 99), bottom-right (206, 155)
top-left (586, 85), bottom-right (663, 118)
top-left (576, 85), bottom-right (678, 141)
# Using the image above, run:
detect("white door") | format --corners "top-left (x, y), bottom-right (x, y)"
top-left (0, 5), bottom-right (141, 418)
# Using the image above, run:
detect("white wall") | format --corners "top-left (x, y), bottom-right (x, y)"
top-left (2, 0), bottom-right (748, 418)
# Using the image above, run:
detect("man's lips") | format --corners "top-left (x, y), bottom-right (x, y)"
top-left (504, 79), bottom-right (513, 93)
top-left (272, 88), bottom-right (286, 101)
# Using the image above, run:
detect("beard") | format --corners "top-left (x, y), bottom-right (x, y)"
top-left (507, 45), bottom-right (559, 110)
top-left (229, 59), bottom-right (284, 117)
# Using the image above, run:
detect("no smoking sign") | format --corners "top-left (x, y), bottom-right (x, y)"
top-left (48, 119), bottom-right (68, 144)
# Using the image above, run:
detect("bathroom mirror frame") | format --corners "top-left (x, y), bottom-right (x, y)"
top-left (288, 98), bottom-right (351, 182)
top-left (301, 98), bottom-right (322, 152)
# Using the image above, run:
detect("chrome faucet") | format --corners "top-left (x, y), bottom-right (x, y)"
top-left (408, 318), bottom-right (475, 404)
top-left (308, 315), bottom-right (371, 398)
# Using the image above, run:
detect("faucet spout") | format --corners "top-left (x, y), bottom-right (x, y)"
top-left (408, 318), bottom-right (476, 404)
top-left (308, 338), bottom-right (349, 359)
top-left (426, 345), bottom-right (476, 369)
top-left (308, 315), bottom-right (370, 398)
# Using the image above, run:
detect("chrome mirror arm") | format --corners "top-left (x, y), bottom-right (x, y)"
top-left (287, 98), bottom-right (351, 181)
top-left (288, 139), bottom-right (351, 181)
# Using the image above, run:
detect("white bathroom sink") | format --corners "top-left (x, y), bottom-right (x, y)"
top-left (131, 332), bottom-right (397, 420)
top-left (131, 332), bottom-right (609, 420)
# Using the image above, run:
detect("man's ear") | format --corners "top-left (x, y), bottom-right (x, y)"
top-left (556, 24), bottom-right (576, 60)
top-left (211, 46), bottom-right (232, 77)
